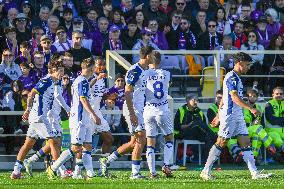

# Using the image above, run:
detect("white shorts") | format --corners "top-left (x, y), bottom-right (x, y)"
top-left (90, 110), bottom-right (110, 134)
top-left (70, 123), bottom-right (93, 145)
top-left (218, 114), bottom-right (248, 139)
top-left (27, 122), bottom-right (54, 139)
top-left (48, 111), bottom-right (62, 137)
top-left (143, 112), bottom-right (173, 137)
top-left (123, 103), bottom-right (144, 135)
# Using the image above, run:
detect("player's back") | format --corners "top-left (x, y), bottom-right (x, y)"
top-left (221, 70), bottom-right (244, 117)
top-left (70, 75), bottom-right (90, 123)
top-left (125, 62), bottom-right (147, 111)
top-left (29, 74), bottom-right (54, 123)
top-left (144, 69), bottom-right (170, 114)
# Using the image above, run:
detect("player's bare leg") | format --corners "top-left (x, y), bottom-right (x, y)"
top-left (100, 131), bottom-right (114, 154)
top-left (131, 131), bottom-right (146, 178)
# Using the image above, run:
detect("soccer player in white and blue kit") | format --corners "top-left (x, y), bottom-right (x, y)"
top-left (10, 60), bottom-right (65, 179)
top-left (143, 51), bottom-right (174, 178)
top-left (47, 58), bottom-right (101, 179)
top-left (99, 46), bottom-right (154, 179)
top-left (200, 52), bottom-right (272, 180)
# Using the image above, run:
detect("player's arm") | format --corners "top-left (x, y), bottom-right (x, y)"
top-left (89, 73), bottom-right (107, 87)
top-left (125, 84), bottom-right (135, 115)
top-left (54, 84), bottom-right (70, 113)
top-left (230, 91), bottom-right (260, 116)
top-left (22, 89), bottom-right (37, 121)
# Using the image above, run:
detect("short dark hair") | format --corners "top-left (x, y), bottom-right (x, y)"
top-left (273, 86), bottom-right (284, 94)
top-left (4, 27), bottom-right (16, 34)
top-left (247, 89), bottom-right (258, 96)
top-left (139, 46), bottom-right (154, 59)
top-left (81, 57), bottom-right (95, 69)
top-left (20, 41), bottom-right (31, 49)
top-left (216, 89), bottom-right (223, 95)
top-left (151, 51), bottom-right (161, 64)
top-left (63, 8), bottom-right (73, 15)
top-left (48, 59), bottom-right (64, 72)
top-left (20, 62), bottom-right (30, 68)
top-left (233, 52), bottom-right (252, 64)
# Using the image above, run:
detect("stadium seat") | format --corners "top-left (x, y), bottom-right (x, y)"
top-left (174, 139), bottom-right (205, 166)
top-left (200, 66), bottom-right (226, 98)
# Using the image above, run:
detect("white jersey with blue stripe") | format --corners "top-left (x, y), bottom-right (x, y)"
top-left (125, 62), bottom-right (147, 112)
top-left (221, 70), bottom-right (244, 117)
top-left (144, 68), bottom-right (171, 114)
top-left (70, 75), bottom-right (90, 125)
top-left (89, 73), bottom-right (107, 111)
top-left (29, 74), bottom-right (54, 124)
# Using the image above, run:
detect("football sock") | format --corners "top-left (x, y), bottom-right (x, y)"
top-left (28, 149), bottom-right (46, 163)
top-left (164, 141), bottom-right (173, 166)
top-left (51, 148), bottom-right (74, 171)
top-left (242, 148), bottom-right (258, 175)
top-left (107, 150), bottom-right (121, 164)
top-left (14, 160), bottom-right (23, 174)
top-left (82, 151), bottom-right (93, 171)
top-left (146, 146), bottom-right (156, 175)
top-left (203, 144), bottom-right (222, 173)
top-left (132, 160), bottom-right (141, 175)
top-left (74, 158), bottom-right (83, 175)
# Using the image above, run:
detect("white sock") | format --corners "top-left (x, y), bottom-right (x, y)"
top-left (164, 141), bottom-right (173, 166)
top-left (13, 160), bottom-right (23, 174)
top-left (28, 149), bottom-right (45, 163)
top-left (74, 158), bottom-right (83, 175)
top-left (107, 150), bottom-right (121, 164)
top-left (132, 160), bottom-right (141, 175)
top-left (51, 149), bottom-right (74, 171)
top-left (82, 151), bottom-right (93, 171)
top-left (203, 144), bottom-right (222, 173)
top-left (59, 164), bottom-right (67, 175)
top-left (146, 146), bottom-right (156, 175)
top-left (242, 150), bottom-right (258, 175)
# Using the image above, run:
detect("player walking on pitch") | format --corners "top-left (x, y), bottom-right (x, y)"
top-left (200, 52), bottom-right (272, 180)
top-left (143, 51), bottom-right (174, 178)
top-left (99, 46), bottom-right (154, 179)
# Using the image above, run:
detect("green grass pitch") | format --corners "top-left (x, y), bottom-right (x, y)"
top-left (1, 167), bottom-right (284, 189)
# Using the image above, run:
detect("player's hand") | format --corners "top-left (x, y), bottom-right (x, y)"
top-left (250, 108), bottom-right (260, 117)
top-left (91, 113), bottom-right (101, 125)
top-left (22, 110), bottom-right (30, 122)
top-left (130, 114), bottom-right (138, 127)
top-left (97, 73), bottom-right (107, 80)
top-left (211, 117), bottom-right (220, 127)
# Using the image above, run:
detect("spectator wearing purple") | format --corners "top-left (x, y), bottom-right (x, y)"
top-left (265, 8), bottom-right (281, 38)
top-left (120, 0), bottom-right (144, 22)
top-left (0, 27), bottom-right (19, 62)
top-left (62, 52), bottom-right (78, 83)
top-left (51, 26), bottom-right (72, 53)
top-left (215, 7), bottom-right (227, 35)
top-left (148, 19), bottom-right (169, 50)
top-left (102, 25), bottom-right (123, 56)
top-left (256, 15), bottom-right (270, 49)
top-left (90, 17), bottom-right (109, 56)
top-left (110, 8), bottom-right (127, 30)
top-left (74, 0), bottom-right (103, 16)
top-left (143, 0), bottom-right (168, 26)
top-left (239, 3), bottom-right (252, 22)
top-left (40, 35), bottom-right (53, 69)
top-left (101, 0), bottom-right (113, 19)
top-left (197, 20), bottom-right (223, 50)
top-left (2, 0), bottom-right (18, 15)
top-left (31, 6), bottom-right (50, 32)
top-left (29, 26), bottom-right (44, 53)
top-left (1, 7), bottom-right (18, 28)
top-left (132, 27), bottom-right (159, 63)
top-left (108, 73), bottom-right (126, 110)
top-left (46, 15), bottom-right (60, 42)
top-left (62, 74), bottom-right (72, 106)
top-left (15, 13), bottom-right (32, 45)
top-left (60, 8), bottom-right (74, 38)
top-left (84, 7), bottom-right (99, 33)
top-left (18, 62), bottom-right (36, 91)
top-left (60, 0), bottom-right (78, 17)
top-left (31, 51), bottom-right (47, 82)
top-left (49, 0), bottom-right (65, 19)
top-left (14, 41), bottom-right (32, 65)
